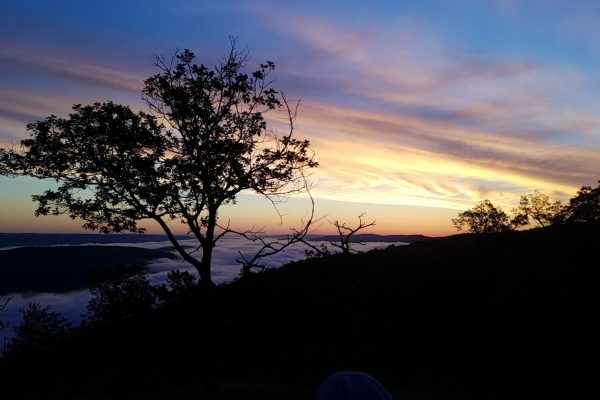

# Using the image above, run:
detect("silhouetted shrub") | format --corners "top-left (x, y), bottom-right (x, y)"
top-left (5, 302), bottom-right (70, 356)
top-left (156, 270), bottom-right (198, 304)
top-left (84, 267), bottom-right (159, 325)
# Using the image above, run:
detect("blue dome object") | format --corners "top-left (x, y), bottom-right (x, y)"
top-left (314, 371), bottom-right (393, 400)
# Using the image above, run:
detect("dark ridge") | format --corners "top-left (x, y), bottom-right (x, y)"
top-left (0, 246), bottom-right (176, 295)
top-left (0, 233), bottom-right (192, 248)
top-left (308, 233), bottom-right (432, 243)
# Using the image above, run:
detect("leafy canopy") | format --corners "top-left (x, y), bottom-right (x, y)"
top-left (565, 181), bottom-right (600, 224)
top-left (452, 200), bottom-right (526, 234)
top-left (517, 190), bottom-right (564, 227)
top-left (453, 182), bottom-right (600, 235)
top-left (5, 303), bottom-right (70, 356)
top-left (0, 42), bottom-right (318, 284)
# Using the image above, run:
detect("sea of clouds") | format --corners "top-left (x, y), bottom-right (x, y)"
top-left (0, 236), bottom-right (405, 345)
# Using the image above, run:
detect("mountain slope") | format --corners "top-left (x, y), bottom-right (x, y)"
top-left (1, 223), bottom-right (598, 399)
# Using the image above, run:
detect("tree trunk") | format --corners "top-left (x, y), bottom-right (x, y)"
top-left (198, 261), bottom-right (212, 286)
top-left (196, 265), bottom-right (217, 400)
top-left (197, 207), bottom-right (217, 286)
top-left (198, 242), bottom-right (214, 286)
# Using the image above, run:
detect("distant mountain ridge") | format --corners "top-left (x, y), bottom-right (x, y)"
top-left (308, 233), bottom-right (432, 243)
top-left (0, 232), bottom-right (431, 248)
top-left (0, 245), bottom-right (176, 295)
top-left (0, 233), bottom-right (189, 248)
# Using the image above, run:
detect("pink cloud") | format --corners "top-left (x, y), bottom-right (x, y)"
top-left (0, 43), bottom-right (144, 93)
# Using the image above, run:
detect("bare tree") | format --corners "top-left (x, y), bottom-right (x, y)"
top-left (301, 213), bottom-right (376, 257)
top-left (328, 213), bottom-right (377, 255)
top-left (234, 192), bottom-right (319, 276)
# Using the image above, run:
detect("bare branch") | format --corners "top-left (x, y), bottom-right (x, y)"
top-left (0, 295), bottom-right (12, 312)
top-left (235, 187), bottom-right (319, 277)
top-left (0, 295), bottom-right (13, 332)
top-left (326, 213), bottom-right (376, 255)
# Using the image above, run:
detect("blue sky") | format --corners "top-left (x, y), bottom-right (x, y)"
top-left (1, 0), bottom-right (599, 235)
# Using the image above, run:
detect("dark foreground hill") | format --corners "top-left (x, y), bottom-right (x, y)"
top-left (1, 223), bottom-right (599, 399)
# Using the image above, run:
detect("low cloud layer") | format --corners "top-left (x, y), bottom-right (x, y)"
top-left (0, 237), bottom-right (403, 343)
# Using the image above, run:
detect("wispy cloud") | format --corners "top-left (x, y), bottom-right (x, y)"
top-left (0, 56), bottom-right (147, 141)
top-left (1, 2), bottom-right (598, 217)
top-left (255, 6), bottom-right (600, 208)
top-left (0, 43), bottom-right (144, 93)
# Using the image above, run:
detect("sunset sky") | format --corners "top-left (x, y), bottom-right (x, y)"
top-left (1, 0), bottom-right (599, 236)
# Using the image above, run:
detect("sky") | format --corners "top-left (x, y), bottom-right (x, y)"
top-left (1, 0), bottom-right (599, 236)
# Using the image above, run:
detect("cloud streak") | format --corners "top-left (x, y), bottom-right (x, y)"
top-left (0, 43), bottom-right (144, 93)
top-left (0, 1), bottom-right (598, 228)
top-left (254, 6), bottom-right (600, 208)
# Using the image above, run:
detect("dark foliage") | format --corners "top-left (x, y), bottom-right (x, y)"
top-left (564, 181), bottom-right (600, 223)
top-left (156, 270), bottom-right (198, 304)
top-left (84, 266), bottom-right (159, 325)
top-left (517, 190), bottom-right (565, 227)
top-left (1, 223), bottom-right (598, 399)
top-left (4, 303), bottom-right (70, 357)
top-left (452, 199), bottom-right (526, 234)
top-left (84, 267), bottom-right (198, 326)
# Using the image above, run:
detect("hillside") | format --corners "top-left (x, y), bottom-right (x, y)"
top-left (0, 246), bottom-right (176, 294)
top-left (0, 233), bottom-right (183, 248)
top-left (1, 223), bottom-right (598, 399)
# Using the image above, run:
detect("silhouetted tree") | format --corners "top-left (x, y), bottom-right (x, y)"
top-left (165, 269), bottom-right (197, 293)
top-left (452, 200), bottom-right (526, 234)
top-left (304, 242), bottom-right (331, 259)
top-left (0, 40), bottom-right (317, 286)
top-left (84, 268), bottom-right (159, 325)
top-left (5, 302), bottom-right (70, 356)
top-left (156, 269), bottom-right (198, 303)
top-left (563, 181), bottom-right (600, 224)
top-left (517, 190), bottom-right (564, 227)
